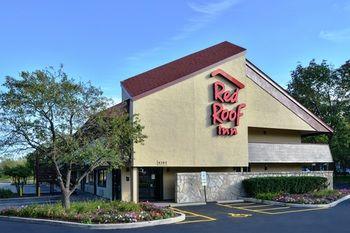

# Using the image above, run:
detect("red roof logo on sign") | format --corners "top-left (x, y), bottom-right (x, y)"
top-left (210, 69), bottom-right (246, 136)
top-left (210, 69), bottom-right (245, 89)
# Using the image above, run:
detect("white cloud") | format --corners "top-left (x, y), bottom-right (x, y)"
top-left (188, 0), bottom-right (239, 15)
top-left (319, 28), bottom-right (350, 42)
top-left (172, 0), bottom-right (241, 40)
top-left (125, 0), bottom-right (241, 60)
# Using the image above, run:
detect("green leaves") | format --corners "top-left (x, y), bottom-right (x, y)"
top-left (287, 60), bottom-right (350, 168)
top-left (243, 176), bottom-right (328, 197)
top-left (0, 65), bottom-right (146, 204)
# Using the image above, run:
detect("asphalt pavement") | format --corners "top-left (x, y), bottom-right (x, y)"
top-left (0, 200), bottom-right (349, 233)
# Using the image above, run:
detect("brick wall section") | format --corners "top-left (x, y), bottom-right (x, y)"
top-left (176, 171), bottom-right (333, 203)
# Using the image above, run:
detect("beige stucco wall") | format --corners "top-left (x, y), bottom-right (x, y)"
top-left (131, 53), bottom-right (315, 168)
top-left (245, 77), bottom-right (315, 131)
top-left (121, 168), bottom-right (131, 201)
top-left (248, 128), bottom-right (301, 143)
top-left (250, 163), bottom-right (302, 172)
top-left (133, 54), bottom-right (249, 167)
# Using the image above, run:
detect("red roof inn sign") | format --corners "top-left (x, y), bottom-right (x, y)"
top-left (210, 69), bottom-right (246, 136)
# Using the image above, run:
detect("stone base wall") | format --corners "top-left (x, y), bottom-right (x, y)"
top-left (176, 171), bottom-right (333, 203)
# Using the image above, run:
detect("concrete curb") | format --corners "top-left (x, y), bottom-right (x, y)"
top-left (242, 194), bottom-right (350, 208)
top-left (0, 213), bottom-right (185, 229)
top-left (217, 200), bottom-right (244, 204)
top-left (169, 202), bottom-right (206, 207)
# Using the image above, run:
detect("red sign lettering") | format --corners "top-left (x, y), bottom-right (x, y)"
top-left (210, 69), bottom-right (246, 136)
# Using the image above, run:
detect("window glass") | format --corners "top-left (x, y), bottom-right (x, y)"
top-left (86, 172), bottom-right (94, 184)
top-left (98, 169), bottom-right (107, 187)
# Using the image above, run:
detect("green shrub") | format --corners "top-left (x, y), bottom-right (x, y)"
top-left (255, 192), bottom-right (280, 200)
top-left (312, 189), bottom-right (340, 198)
top-left (0, 188), bottom-right (13, 198)
top-left (242, 176), bottom-right (328, 197)
top-left (0, 200), bottom-right (176, 223)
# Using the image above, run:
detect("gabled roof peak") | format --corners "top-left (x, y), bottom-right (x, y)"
top-left (122, 41), bottom-right (246, 99)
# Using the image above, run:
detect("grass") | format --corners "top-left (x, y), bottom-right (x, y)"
top-left (0, 200), bottom-right (176, 224)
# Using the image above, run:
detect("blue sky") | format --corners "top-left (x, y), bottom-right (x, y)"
top-left (1, 0), bottom-right (349, 102)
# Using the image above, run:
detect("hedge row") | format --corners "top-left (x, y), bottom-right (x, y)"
top-left (242, 176), bottom-right (328, 197)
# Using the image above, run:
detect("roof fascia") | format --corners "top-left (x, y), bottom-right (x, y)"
top-left (246, 60), bottom-right (333, 133)
top-left (128, 51), bottom-right (246, 101)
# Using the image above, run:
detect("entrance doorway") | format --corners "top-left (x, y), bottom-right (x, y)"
top-left (138, 168), bottom-right (163, 201)
top-left (112, 169), bottom-right (121, 200)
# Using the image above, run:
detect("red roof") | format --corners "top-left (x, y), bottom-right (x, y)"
top-left (121, 41), bottom-right (246, 99)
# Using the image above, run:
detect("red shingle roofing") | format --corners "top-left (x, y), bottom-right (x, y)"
top-left (121, 41), bottom-right (246, 99)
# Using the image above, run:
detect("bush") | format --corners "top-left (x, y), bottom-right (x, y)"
top-left (311, 189), bottom-right (339, 198)
top-left (242, 176), bottom-right (328, 197)
top-left (0, 200), bottom-right (176, 224)
top-left (273, 189), bottom-right (350, 204)
top-left (0, 188), bottom-right (13, 198)
top-left (255, 192), bottom-right (280, 200)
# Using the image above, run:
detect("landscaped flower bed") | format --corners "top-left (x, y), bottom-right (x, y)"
top-left (256, 189), bottom-right (350, 205)
top-left (0, 200), bottom-right (176, 224)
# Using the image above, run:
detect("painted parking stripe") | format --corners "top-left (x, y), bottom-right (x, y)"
top-left (228, 203), bottom-right (256, 207)
top-left (217, 203), bottom-right (271, 214)
top-left (268, 207), bottom-right (328, 215)
top-left (257, 206), bottom-right (290, 211)
top-left (170, 207), bottom-right (216, 224)
top-left (217, 203), bottom-right (327, 215)
top-left (243, 204), bottom-right (272, 209)
top-left (176, 219), bottom-right (215, 224)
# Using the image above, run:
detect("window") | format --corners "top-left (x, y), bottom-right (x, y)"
top-left (98, 169), bottom-right (107, 187)
top-left (86, 172), bottom-right (94, 184)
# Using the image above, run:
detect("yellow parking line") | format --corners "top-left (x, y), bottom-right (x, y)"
top-left (170, 207), bottom-right (216, 221)
top-left (228, 203), bottom-right (256, 207)
top-left (217, 203), bottom-right (266, 213)
top-left (176, 219), bottom-right (213, 224)
top-left (217, 203), bottom-right (327, 215)
top-left (269, 207), bottom-right (328, 215)
top-left (258, 206), bottom-right (290, 211)
top-left (218, 203), bottom-right (288, 215)
top-left (244, 204), bottom-right (272, 209)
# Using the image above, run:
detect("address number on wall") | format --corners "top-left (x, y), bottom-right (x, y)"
top-left (156, 160), bottom-right (167, 166)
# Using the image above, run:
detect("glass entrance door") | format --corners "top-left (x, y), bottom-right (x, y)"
top-left (112, 169), bottom-right (121, 200)
top-left (138, 168), bottom-right (163, 201)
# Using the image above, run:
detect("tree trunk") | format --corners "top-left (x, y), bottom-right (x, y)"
top-left (62, 190), bottom-right (71, 209)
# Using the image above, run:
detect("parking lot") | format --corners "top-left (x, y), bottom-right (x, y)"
top-left (0, 200), bottom-right (349, 233)
top-left (216, 201), bottom-right (327, 215)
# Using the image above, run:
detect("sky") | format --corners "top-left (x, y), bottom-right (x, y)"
top-left (0, 0), bottom-right (349, 103)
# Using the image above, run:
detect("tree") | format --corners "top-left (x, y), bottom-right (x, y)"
top-left (0, 158), bottom-right (27, 181)
top-left (0, 66), bottom-right (146, 208)
top-left (287, 60), bottom-right (350, 169)
top-left (3, 163), bottom-right (32, 195)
